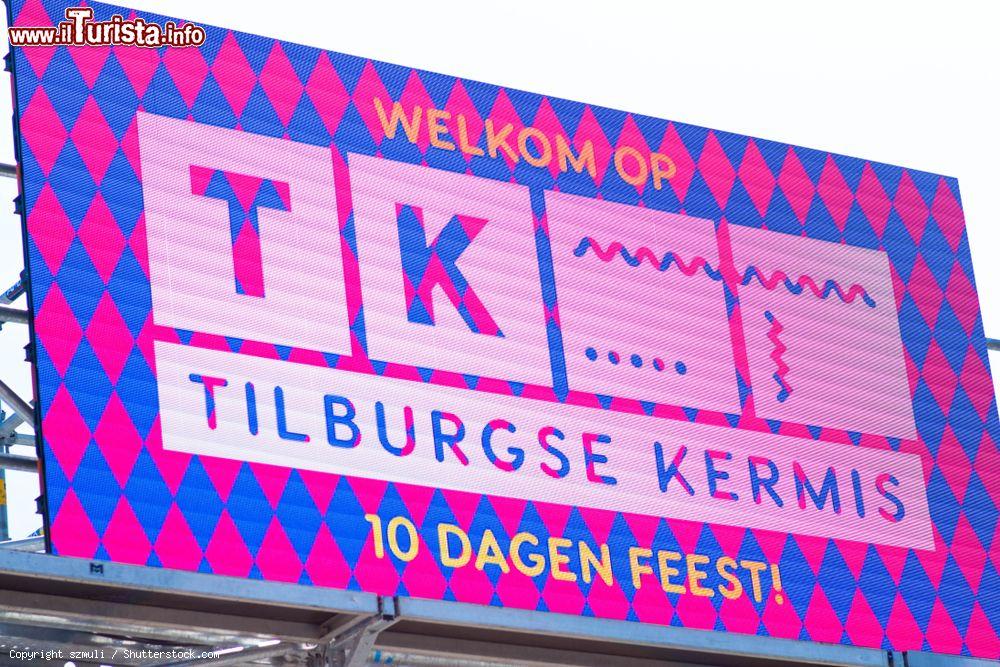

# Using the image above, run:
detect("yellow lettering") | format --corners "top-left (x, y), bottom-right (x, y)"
top-left (364, 513), bottom-right (384, 559)
top-left (373, 98), bottom-right (422, 143)
top-left (686, 553), bottom-right (713, 597)
top-left (517, 127), bottom-right (552, 168)
top-left (717, 556), bottom-right (742, 600)
top-left (555, 135), bottom-right (596, 178)
top-left (741, 559), bottom-right (767, 603)
top-left (475, 529), bottom-right (510, 573)
top-left (456, 114), bottom-right (484, 156)
top-left (548, 537), bottom-right (577, 582)
top-left (614, 146), bottom-right (648, 187)
top-left (629, 546), bottom-right (654, 590)
top-left (427, 108), bottom-right (455, 151)
top-left (650, 152), bottom-right (677, 189)
top-left (437, 523), bottom-right (472, 567)
top-left (657, 550), bottom-right (686, 594)
top-left (510, 532), bottom-right (545, 577)
top-left (386, 516), bottom-right (419, 562)
top-left (579, 542), bottom-right (612, 586)
top-left (485, 119), bottom-right (519, 162)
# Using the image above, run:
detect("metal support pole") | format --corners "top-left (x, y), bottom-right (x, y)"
top-left (0, 407), bottom-right (7, 542)
top-left (0, 305), bottom-right (28, 324)
top-left (0, 451), bottom-right (37, 473)
top-left (0, 378), bottom-right (33, 424)
top-left (0, 535), bottom-right (43, 551)
top-left (318, 598), bottom-right (399, 667)
top-left (988, 338), bottom-right (1000, 352)
top-left (0, 163), bottom-right (16, 179)
top-left (152, 642), bottom-right (296, 667)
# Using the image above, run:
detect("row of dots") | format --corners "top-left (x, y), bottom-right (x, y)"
top-left (585, 347), bottom-right (687, 375)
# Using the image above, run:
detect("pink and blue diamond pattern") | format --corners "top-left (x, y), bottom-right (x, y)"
top-left (7, 0), bottom-right (999, 658)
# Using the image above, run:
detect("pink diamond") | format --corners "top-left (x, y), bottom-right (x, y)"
top-left (111, 43), bottom-right (159, 98)
top-left (856, 163), bottom-right (892, 239)
top-left (698, 130), bottom-right (736, 209)
top-left (718, 591), bottom-right (761, 634)
top-left (78, 193), bottom-right (125, 283)
top-left (102, 498), bottom-right (152, 565)
top-left (67, 45), bottom-right (110, 89)
top-left (304, 523), bottom-right (351, 589)
top-left (27, 184), bottom-right (75, 274)
top-left (93, 392), bottom-right (143, 485)
top-left (205, 510), bottom-right (253, 577)
top-left (70, 97), bottom-right (119, 185)
top-left (21, 89), bottom-right (68, 175)
top-left (817, 155), bottom-right (853, 231)
top-left (351, 61), bottom-right (392, 145)
top-left (400, 545), bottom-right (448, 600)
top-left (659, 122), bottom-right (696, 204)
top-left (306, 52), bottom-right (349, 137)
top-left (803, 586), bottom-right (843, 643)
top-left (894, 171), bottom-right (930, 244)
top-left (211, 32), bottom-right (257, 118)
top-left (85, 294), bottom-right (133, 384)
top-left (50, 489), bottom-right (99, 558)
top-left (14, 0), bottom-right (56, 78)
top-left (777, 147), bottom-right (815, 223)
top-left (259, 42), bottom-right (304, 127)
top-left (925, 600), bottom-right (962, 655)
top-left (255, 518), bottom-right (303, 583)
top-left (761, 593), bottom-right (802, 639)
top-left (885, 594), bottom-right (923, 651)
top-left (738, 139), bottom-right (776, 217)
top-left (41, 386), bottom-right (90, 480)
top-left (931, 178), bottom-right (965, 251)
top-left (965, 604), bottom-right (999, 659)
top-left (162, 45), bottom-right (209, 108)
top-left (154, 503), bottom-right (204, 571)
top-left (35, 285), bottom-right (84, 377)
top-left (493, 569), bottom-right (540, 613)
top-left (674, 591), bottom-right (716, 630)
top-left (844, 591), bottom-right (884, 649)
top-left (574, 105), bottom-right (612, 187)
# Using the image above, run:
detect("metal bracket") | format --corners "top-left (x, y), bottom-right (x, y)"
top-left (313, 596), bottom-right (399, 667)
top-left (0, 450), bottom-right (37, 472)
top-left (0, 305), bottom-right (27, 324)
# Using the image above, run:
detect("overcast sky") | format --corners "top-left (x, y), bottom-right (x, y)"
top-left (1, 0), bottom-right (998, 538)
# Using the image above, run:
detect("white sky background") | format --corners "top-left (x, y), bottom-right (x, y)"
top-left (1, 0), bottom-right (998, 538)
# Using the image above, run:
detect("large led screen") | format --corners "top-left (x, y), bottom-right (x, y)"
top-left (8, 0), bottom-right (999, 658)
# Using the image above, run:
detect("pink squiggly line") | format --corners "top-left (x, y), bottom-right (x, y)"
top-left (573, 238), bottom-right (721, 278)
top-left (573, 237), bottom-right (875, 307)
top-left (739, 266), bottom-right (875, 307)
top-left (764, 310), bottom-right (792, 402)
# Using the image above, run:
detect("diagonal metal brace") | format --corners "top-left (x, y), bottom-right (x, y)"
top-left (315, 597), bottom-right (399, 667)
top-left (0, 379), bottom-right (33, 425)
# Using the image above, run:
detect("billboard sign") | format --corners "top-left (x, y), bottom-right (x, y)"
top-left (8, 0), bottom-right (999, 658)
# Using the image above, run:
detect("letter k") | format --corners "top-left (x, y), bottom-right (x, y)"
top-left (396, 203), bottom-right (503, 337)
